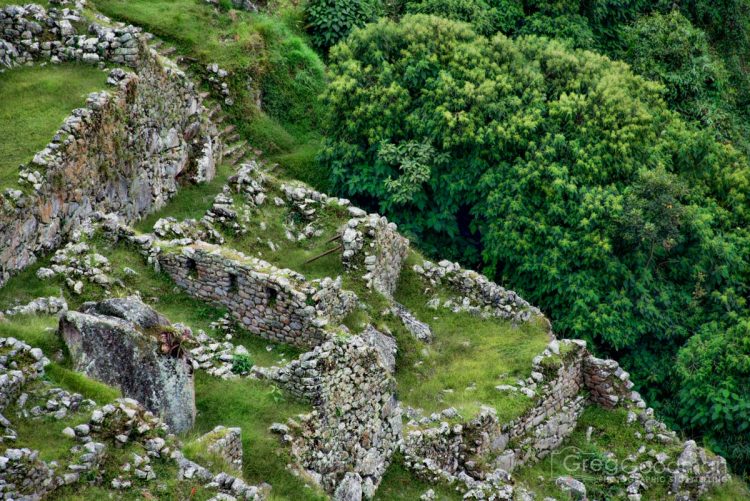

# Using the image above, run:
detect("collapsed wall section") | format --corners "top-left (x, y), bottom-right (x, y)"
top-left (0, 3), bottom-right (220, 286)
top-left (414, 259), bottom-right (547, 324)
top-left (158, 242), bottom-right (356, 348)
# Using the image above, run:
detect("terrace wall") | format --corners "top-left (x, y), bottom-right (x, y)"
top-left (0, 3), bottom-right (220, 286)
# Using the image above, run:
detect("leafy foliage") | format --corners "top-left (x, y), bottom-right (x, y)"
top-left (321, 15), bottom-right (750, 468)
top-left (406, 0), bottom-right (522, 36)
top-left (305, 0), bottom-right (382, 51)
top-left (677, 320), bottom-right (750, 472)
top-left (231, 353), bottom-right (255, 374)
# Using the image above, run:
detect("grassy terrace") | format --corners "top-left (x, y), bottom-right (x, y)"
top-left (0, 64), bottom-right (108, 189)
top-left (154, 167), bottom-right (550, 423)
top-left (515, 406), bottom-right (750, 501)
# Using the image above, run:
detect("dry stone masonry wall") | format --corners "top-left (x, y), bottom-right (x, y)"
top-left (0, 2), bottom-right (140, 68)
top-left (0, 338), bottom-right (48, 414)
top-left (415, 259), bottom-right (546, 324)
top-left (195, 425), bottom-right (244, 472)
top-left (402, 336), bottom-right (729, 499)
top-left (341, 213), bottom-right (409, 297)
top-left (158, 242), bottom-right (356, 348)
top-left (0, 2), bottom-right (221, 287)
top-left (275, 335), bottom-right (402, 499)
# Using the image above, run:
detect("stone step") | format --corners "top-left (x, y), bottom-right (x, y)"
top-left (228, 146), bottom-right (250, 165)
top-left (160, 46), bottom-right (177, 56)
top-left (225, 132), bottom-right (240, 143)
top-left (199, 91), bottom-right (210, 100)
top-left (150, 40), bottom-right (163, 50)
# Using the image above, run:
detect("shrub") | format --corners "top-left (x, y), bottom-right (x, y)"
top-left (622, 11), bottom-right (729, 114)
top-left (321, 15), bottom-right (750, 455)
top-left (305, 0), bottom-right (382, 51)
top-left (677, 320), bottom-right (750, 473)
top-left (406, 0), bottom-right (522, 36)
top-left (231, 353), bottom-right (254, 374)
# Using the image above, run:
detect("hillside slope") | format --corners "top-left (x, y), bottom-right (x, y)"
top-left (0, 1), bottom-right (748, 500)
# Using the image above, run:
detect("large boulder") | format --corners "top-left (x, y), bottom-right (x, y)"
top-left (59, 297), bottom-right (195, 433)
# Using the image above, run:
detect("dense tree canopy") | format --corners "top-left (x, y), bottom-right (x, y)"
top-left (321, 14), bottom-right (750, 471)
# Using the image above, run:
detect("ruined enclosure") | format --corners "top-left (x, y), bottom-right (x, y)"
top-left (158, 242), bottom-right (356, 348)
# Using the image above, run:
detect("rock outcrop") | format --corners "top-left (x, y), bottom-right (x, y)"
top-left (59, 297), bottom-right (196, 433)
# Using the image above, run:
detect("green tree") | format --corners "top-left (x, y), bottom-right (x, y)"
top-left (677, 319), bottom-right (750, 473)
top-left (406, 0), bottom-right (522, 35)
top-left (322, 16), bottom-right (750, 459)
top-left (305, 0), bottom-right (382, 51)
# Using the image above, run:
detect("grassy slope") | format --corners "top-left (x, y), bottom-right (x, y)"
top-left (391, 254), bottom-right (550, 422)
top-left (91, 0), bottom-right (331, 191)
top-left (0, 64), bottom-right (108, 189)
top-left (0, 2), bottom-right (746, 500)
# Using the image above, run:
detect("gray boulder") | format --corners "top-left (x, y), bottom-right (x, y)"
top-left (361, 325), bottom-right (397, 372)
top-left (59, 297), bottom-right (195, 433)
top-left (556, 476), bottom-right (587, 500)
top-left (334, 472), bottom-right (363, 501)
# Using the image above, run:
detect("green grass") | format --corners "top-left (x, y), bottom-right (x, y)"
top-left (192, 371), bottom-right (326, 500)
top-left (511, 405), bottom-right (737, 500)
top-left (0, 314), bottom-right (122, 402)
top-left (270, 140), bottom-right (330, 192)
top-left (0, 0), bottom-right (49, 6)
top-left (136, 162), bottom-right (235, 232)
top-left (391, 252), bottom-right (550, 422)
top-left (376, 455), bottom-right (461, 500)
top-left (0, 64), bottom-right (108, 189)
top-left (92, 0), bottom-right (326, 160)
top-left (9, 406), bottom-right (88, 461)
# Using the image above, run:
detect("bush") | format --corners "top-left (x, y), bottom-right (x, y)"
top-left (406, 0), bottom-right (522, 36)
top-left (515, 12), bottom-right (594, 48)
top-left (305, 0), bottom-right (382, 51)
top-left (321, 15), bottom-right (750, 455)
top-left (677, 320), bottom-right (750, 473)
top-left (622, 11), bottom-right (729, 115)
top-left (231, 354), bottom-right (254, 374)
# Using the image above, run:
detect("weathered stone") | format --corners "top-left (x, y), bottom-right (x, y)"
top-left (59, 297), bottom-right (195, 433)
top-left (334, 472), bottom-right (363, 501)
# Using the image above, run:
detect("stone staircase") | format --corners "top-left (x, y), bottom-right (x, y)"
top-left (146, 35), bottom-right (255, 168)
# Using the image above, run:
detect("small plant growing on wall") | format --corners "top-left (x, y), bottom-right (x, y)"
top-left (159, 327), bottom-right (193, 359)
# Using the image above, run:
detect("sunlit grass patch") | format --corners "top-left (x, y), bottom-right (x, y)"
top-left (0, 64), bottom-right (108, 189)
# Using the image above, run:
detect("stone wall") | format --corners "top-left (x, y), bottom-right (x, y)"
top-left (0, 448), bottom-right (60, 499)
top-left (414, 259), bottom-right (546, 324)
top-left (158, 242), bottom-right (356, 348)
top-left (0, 3), bottom-right (141, 67)
top-left (0, 3), bottom-right (220, 287)
top-left (0, 337), bottom-right (48, 413)
top-left (341, 213), bottom-right (409, 297)
top-left (278, 335), bottom-right (402, 499)
top-left (195, 425), bottom-right (243, 471)
top-left (584, 353), bottom-right (644, 409)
